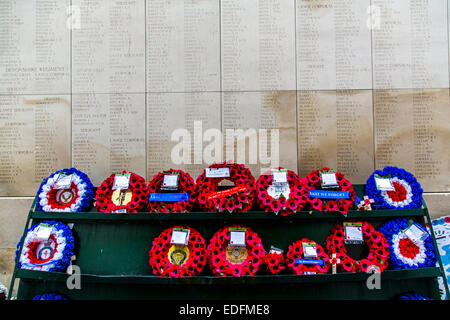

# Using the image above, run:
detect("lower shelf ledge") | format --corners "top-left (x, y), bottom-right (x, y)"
top-left (16, 267), bottom-right (441, 285)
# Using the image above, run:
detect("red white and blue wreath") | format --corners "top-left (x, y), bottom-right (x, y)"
top-left (378, 219), bottom-right (437, 269)
top-left (36, 168), bottom-right (95, 212)
top-left (16, 220), bottom-right (74, 272)
top-left (366, 167), bottom-right (423, 210)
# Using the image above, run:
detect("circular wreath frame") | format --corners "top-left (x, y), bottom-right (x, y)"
top-left (36, 168), bottom-right (95, 212)
top-left (325, 221), bottom-right (390, 273)
top-left (255, 167), bottom-right (308, 216)
top-left (285, 238), bottom-right (330, 275)
top-left (149, 226), bottom-right (207, 277)
top-left (304, 167), bottom-right (356, 216)
top-left (16, 220), bottom-right (75, 272)
top-left (378, 218), bottom-right (436, 270)
top-left (95, 171), bottom-right (148, 213)
top-left (196, 162), bottom-right (256, 213)
top-left (366, 166), bottom-right (423, 210)
top-left (208, 225), bottom-right (265, 277)
top-left (147, 169), bottom-right (197, 213)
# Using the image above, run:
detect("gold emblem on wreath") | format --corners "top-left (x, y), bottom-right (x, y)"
top-left (56, 189), bottom-right (75, 205)
top-left (226, 246), bottom-right (248, 265)
top-left (112, 189), bottom-right (133, 206)
top-left (168, 245), bottom-right (190, 266)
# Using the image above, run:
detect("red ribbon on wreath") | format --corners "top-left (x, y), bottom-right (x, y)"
top-left (147, 169), bottom-right (197, 213)
top-left (148, 226), bottom-right (207, 277)
top-left (255, 167), bottom-right (308, 216)
top-left (325, 221), bottom-right (390, 273)
top-left (208, 225), bottom-right (265, 277)
top-left (285, 238), bottom-right (330, 275)
top-left (304, 167), bottom-right (356, 216)
top-left (95, 171), bottom-right (148, 213)
top-left (196, 162), bottom-right (256, 213)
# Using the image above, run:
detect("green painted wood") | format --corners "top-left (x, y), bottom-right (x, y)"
top-left (10, 184), bottom-right (447, 300)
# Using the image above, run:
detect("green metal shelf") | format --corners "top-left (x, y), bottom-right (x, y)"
top-left (30, 208), bottom-right (426, 221)
top-left (16, 267), bottom-right (441, 285)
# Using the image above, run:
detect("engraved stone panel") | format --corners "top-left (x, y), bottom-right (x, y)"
top-left (72, 93), bottom-right (146, 186)
top-left (221, 0), bottom-right (296, 91)
top-left (374, 89), bottom-right (450, 192)
top-left (147, 92), bottom-right (221, 180)
top-left (222, 91), bottom-right (297, 177)
top-left (146, 0), bottom-right (220, 92)
top-left (0, 95), bottom-right (71, 195)
top-left (0, 0), bottom-right (70, 94)
top-left (296, 0), bottom-right (372, 90)
top-left (297, 90), bottom-right (374, 183)
top-left (372, 0), bottom-right (449, 89)
top-left (72, 0), bottom-right (145, 94)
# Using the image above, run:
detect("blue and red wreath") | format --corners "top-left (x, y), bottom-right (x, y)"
top-left (366, 167), bottom-right (423, 210)
top-left (16, 220), bottom-right (74, 272)
top-left (378, 219), bottom-right (437, 270)
top-left (285, 238), bottom-right (330, 275)
top-left (36, 168), bottom-right (94, 212)
top-left (149, 226), bottom-right (207, 277)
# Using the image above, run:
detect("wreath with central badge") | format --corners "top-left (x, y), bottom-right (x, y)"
top-left (196, 162), bottom-right (256, 213)
top-left (16, 220), bottom-right (74, 272)
top-left (378, 219), bottom-right (436, 270)
top-left (95, 171), bottom-right (148, 213)
top-left (304, 168), bottom-right (356, 216)
top-left (255, 167), bottom-right (308, 216)
top-left (325, 221), bottom-right (390, 273)
top-left (36, 168), bottom-right (94, 212)
top-left (147, 169), bottom-right (197, 213)
top-left (149, 226), bottom-right (207, 277)
top-left (208, 225), bottom-right (265, 277)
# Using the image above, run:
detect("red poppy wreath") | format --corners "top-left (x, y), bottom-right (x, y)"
top-left (208, 225), bottom-right (265, 277)
top-left (147, 169), bottom-right (197, 213)
top-left (304, 167), bottom-right (356, 216)
top-left (95, 171), bottom-right (148, 213)
top-left (264, 251), bottom-right (285, 275)
top-left (196, 162), bottom-right (256, 213)
top-left (255, 168), bottom-right (308, 216)
top-left (325, 221), bottom-right (390, 273)
top-left (285, 239), bottom-right (330, 275)
top-left (148, 226), bottom-right (207, 277)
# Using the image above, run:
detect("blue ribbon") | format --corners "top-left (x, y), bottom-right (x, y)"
top-left (308, 190), bottom-right (350, 199)
top-left (149, 193), bottom-right (190, 202)
top-left (294, 258), bottom-right (324, 266)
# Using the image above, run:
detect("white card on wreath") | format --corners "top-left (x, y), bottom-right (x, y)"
top-left (113, 173), bottom-right (131, 190)
top-left (170, 229), bottom-right (189, 245)
top-left (375, 177), bottom-right (395, 191)
top-left (229, 230), bottom-right (246, 247)
top-left (205, 168), bottom-right (230, 178)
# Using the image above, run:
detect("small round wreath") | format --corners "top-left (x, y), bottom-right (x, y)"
top-left (398, 292), bottom-right (432, 300)
top-left (255, 168), bottom-right (308, 216)
top-left (325, 221), bottom-right (390, 273)
top-left (378, 219), bottom-right (437, 270)
top-left (304, 168), bottom-right (356, 216)
top-left (16, 220), bottom-right (74, 272)
top-left (96, 171), bottom-right (148, 213)
top-left (264, 251), bottom-right (285, 275)
top-left (196, 162), bottom-right (256, 213)
top-left (32, 293), bottom-right (68, 300)
top-left (147, 169), bottom-right (197, 213)
top-left (208, 225), bottom-right (265, 277)
top-left (36, 168), bottom-right (95, 212)
top-left (149, 226), bottom-right (207, 277)
top-left (285, 239), bottom-right (330, 275)
top-left (366, 167), bottom-right (423, 210)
